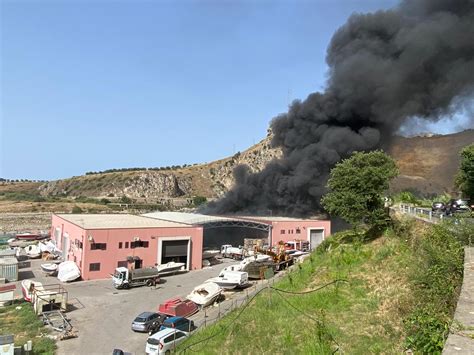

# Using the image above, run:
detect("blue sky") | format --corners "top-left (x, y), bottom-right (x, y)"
top-left (1, 0), bottom-right (470, 181)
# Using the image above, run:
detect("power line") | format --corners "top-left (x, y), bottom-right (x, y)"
top-left (179, 279), bottom-right (347, 354)
top-left (270, 279), bottom-right (348, 295)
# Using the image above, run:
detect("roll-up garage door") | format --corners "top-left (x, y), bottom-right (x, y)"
top-left (162, 240), bottom-right (188, 257)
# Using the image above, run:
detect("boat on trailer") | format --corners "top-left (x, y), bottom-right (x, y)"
top-left (156, 262), bottom-right (185, 275)
top-left (206, 271), bottom-right (249, 290)
top-left (158, 297), bottom-right (198, 318)
top-left (41, 263), bottom-right (59, 275)
top-left (186, 282), bottom-right (222, 307)
top-left (16, 233), bottom-right (49, 241)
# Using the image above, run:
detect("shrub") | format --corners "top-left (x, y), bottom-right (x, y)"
top-left (72, 206), bottom-right (83, 214)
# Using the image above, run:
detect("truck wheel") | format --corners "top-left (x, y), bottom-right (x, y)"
top-left (146, 279), bottom-right (155, 287)
top-left (123, 283), bottom-right (130, 289)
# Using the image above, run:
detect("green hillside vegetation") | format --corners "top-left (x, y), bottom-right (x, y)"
top-left (179, 217), bottom-right (471, 354)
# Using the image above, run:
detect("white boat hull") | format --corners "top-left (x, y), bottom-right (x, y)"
top-left (57, 261), bottom-right (81, 282)
top-left (41, 263), bottom-right (59, 275)
top-left (156, 262), bottom-right (185, 275)
top-left (186, 282), bottom-right (222, 307)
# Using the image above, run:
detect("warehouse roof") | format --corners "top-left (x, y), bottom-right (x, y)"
top-left (142, 211), bottom-right (247, 225)
top-left (55, 214), bottom-right (193, 229)
top-left (142, 211), bottom-right (324, 226)
top-left (236, 216), bottom-right (325, 222)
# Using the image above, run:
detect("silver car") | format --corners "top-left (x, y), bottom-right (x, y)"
top-left (131, 312), bottom-right (160, 332)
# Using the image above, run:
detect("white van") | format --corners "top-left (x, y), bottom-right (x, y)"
top-left (145, 327), bottom-right (189, 354)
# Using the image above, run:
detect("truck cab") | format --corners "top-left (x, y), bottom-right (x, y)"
top-left (112, 267), bottom-right (129, 288)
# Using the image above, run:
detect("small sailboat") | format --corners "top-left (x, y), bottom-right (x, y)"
top-left (21, 280), bottom-right (43, 302)
top-left (156, 262), bottom-right (185, 275)
top-left (25, 244), bottom-right (41, 259)
top-left (57, 261), bottom-right (81, 282)
top-left (186, 282), bottom-right (222, 307)
top-left (41, 263), bottom-right (59, 275)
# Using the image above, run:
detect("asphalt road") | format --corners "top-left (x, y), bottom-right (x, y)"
top-left (15, 258), bottom-right (238, 355)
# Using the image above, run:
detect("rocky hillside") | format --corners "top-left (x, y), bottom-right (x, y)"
top-left (388, 129), bottom-right (473, 196)
top-left (8, 129), bottom-right (474, 201)
top-left (36, 133), bottom-right (281, 200)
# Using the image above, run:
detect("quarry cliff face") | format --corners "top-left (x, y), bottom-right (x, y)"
top-left (36, 130), bottom-right (472, 200)
top-left (37, 134), bottom-right (282, 200)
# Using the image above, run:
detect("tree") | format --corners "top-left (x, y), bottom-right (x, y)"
top-left (321, 150), bottom-right (399, 229)
top-left (193, 196), bottom-right (207, 206)
top-left (455, 144), bottom-right (474, 199)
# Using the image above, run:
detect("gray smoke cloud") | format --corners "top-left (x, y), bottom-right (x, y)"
top-left (204, 0), bottom-right (474, 216)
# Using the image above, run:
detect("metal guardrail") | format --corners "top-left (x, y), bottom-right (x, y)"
top-left (397, 204), bottom-right (473, 225)
top-left (397, 204), bottom-right (442, 223)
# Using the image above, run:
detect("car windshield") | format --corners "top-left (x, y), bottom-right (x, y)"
top-left (162, 321), bottom-right (172, 327)
top-left (134, 317), bottom-right (147, 323)
top-left (147, 337), bottom-right (160, 345)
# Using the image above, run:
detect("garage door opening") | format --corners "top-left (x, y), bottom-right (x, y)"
top-left (203, 227), bottom-right (268, 249)
top-left (309, 229), bottom-right (324, 250)
top-left (160, 240), bottom-right (189, 270)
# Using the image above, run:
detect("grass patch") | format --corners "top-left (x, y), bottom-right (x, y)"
top-left (179, 218), bottom-right (469, 354)
top-left (0, 301), bottom-right (56, 354)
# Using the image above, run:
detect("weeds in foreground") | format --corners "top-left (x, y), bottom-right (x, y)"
top-left (0, 301), bottom-right (56, 355)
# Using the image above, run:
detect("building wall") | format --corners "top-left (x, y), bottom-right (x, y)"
top-left (50, 215), bottom-right (203, 280)
top-left (51, 215), bottom-right (85, 274)
top-left (269, 220), bottom-right (331, 247)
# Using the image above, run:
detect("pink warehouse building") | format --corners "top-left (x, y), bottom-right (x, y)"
top-left (51, 212), bottom-right (331, 281)
top-left (51, 214), bottom-right (203, 280)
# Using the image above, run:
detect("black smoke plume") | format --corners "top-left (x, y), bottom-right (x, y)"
top-left (205, 0), bottom-right (474, 216)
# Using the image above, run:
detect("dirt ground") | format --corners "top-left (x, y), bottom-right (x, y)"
top-left (0, 212), bottom-right (52, 234)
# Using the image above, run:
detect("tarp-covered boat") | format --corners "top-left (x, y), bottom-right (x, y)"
top-left (158, 297), bottom-right (198, 318)
top-left (57, 261), bottom-right (81, 282)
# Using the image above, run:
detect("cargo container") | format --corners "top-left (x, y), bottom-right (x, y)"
top-left (0, 258), bottom-right (18, 282)
top-left (0, 249), bottom-right (16, 259)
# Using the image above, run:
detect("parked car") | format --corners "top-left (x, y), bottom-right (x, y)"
top-left (145, 328), bottom-right (189, 355)
top-left (148, 313), bottom-right (170, 335)
top-left (445, 199), bottom-right (472, 216)
top-left (431, 202), bottom-right (445, 213)
top-left (132, 312), bottom-right (162, 332)
top-left (159, 316), bottom-right (195, 333)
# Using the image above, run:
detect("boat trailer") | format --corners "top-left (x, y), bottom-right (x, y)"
top-left (41, 310), bottom-right (77, 340)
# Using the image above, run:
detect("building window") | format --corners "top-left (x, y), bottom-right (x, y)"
top-left (280, 230), bottom-right (285, 234)
top-left (131, 240), bottom-right (149, 249)
top-left (89, 263), bottom-right (101, 271)
top-left (125, 242), bottom-right (129, 248)
top-left (119, 242), bottom-right (123, 249)
top-left (91, 243), bottom-right (107, 250)
top-left (117, 261), bottom-right (128, 268)
top-left (296, 228), bottom-right (301, 234)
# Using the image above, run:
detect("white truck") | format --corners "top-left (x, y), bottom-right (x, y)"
top-left (220, 244), bottom-right (249, 259)
top-left (112, 267), bottom-right (160, 289)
